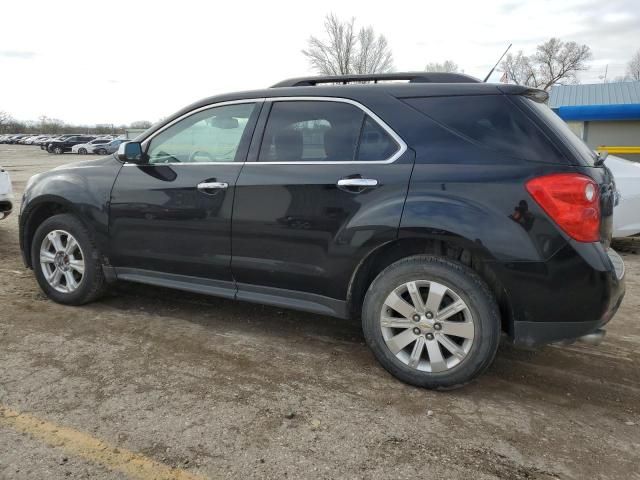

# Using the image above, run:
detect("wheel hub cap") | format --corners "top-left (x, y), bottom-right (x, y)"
top-left (380, 280), bottom-right (475, 372)
top-left (40, 230), bottom-right (85, 293)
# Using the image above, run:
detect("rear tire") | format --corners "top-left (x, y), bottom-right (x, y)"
top-left (78, 148), bottom-right (87, 154)
top-left (362, 255), bottom-right (500, 390)
top-left (96, 148), bottom-right (107, 155)
top-left (31, 214), bottom-right (106, 305)
top-left (53, 146), bottom-right (63, 154)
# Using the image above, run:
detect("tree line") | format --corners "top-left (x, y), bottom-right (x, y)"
top-left (303, 14), bottom-right (640, 90)
top-left (0, 113), bottom-right (153, 135)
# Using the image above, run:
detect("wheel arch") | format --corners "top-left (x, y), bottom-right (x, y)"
top-left (346, 231), bottom-right (513, 335)
top-left (21, 196), bottom-right (81, 268)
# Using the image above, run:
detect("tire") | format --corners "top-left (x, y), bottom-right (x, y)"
top-left (31, 214), bottom-right (106, 305)
top-left (96, 148), bottom-right (107, 155)
top-left (53, 146), bottom-right (63, 154)
top-left (78, 148), bottom-right (87, 154)
top-left (362, 255), bottom-right (500, 390)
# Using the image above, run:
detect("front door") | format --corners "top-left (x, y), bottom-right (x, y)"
top-left (109, 100), bottom-right (261, 286)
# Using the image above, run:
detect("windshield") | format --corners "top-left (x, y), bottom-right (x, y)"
top-left (523, 98), bottom-right (597, 166)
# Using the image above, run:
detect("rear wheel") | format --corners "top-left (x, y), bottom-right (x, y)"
top-left (96, 148), bottom-right (107, 155)
top-left (53, 146), bottom-right (63, 154)
top-left (31, 214), bottom-right (106, 305)
top-left (78, 148), bottom-right (87, 154)
top-left (362, 255), bottom-right (500, 390)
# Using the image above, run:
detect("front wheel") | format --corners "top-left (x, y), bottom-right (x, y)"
top-left (96, 148), bottom-right (107, 155)
top-left (362, 255), bottom-right (501, 390)
top-left (78, 148), bottom-right (87, 154)
top-left (53, 146), bottom-right (63, 154)
top-left (31, 214), bottom-right (106, 305)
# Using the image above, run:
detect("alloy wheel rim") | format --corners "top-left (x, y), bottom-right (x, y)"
top-left (380, 280), bottom-right (474, 372)
top-left (40, 230), bottom-right (85, 293)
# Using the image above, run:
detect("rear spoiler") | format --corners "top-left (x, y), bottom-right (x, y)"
top-left (497, 85), bottom-right (548, 103)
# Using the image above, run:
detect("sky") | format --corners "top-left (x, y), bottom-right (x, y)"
top-left (0, 0), bottom-right (638, 126)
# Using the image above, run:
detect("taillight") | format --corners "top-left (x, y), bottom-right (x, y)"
top-left (525, 173), bottom-right (600, 242)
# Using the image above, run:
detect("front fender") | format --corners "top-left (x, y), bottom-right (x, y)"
top-left (20, 157), bottom-right (122, 267)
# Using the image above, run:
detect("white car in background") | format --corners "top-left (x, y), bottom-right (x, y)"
top-left (0, 166), bottom-right (13, 220)
top-left (607, 155), bottom-right (640, 238)
top-left (72, 137), bottom-right (113, 154)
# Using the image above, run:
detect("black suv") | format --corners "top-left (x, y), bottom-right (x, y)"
top-left (19, 73), bottom-right (625, 389)
top-left (47, 135), bottom-right (96, 154)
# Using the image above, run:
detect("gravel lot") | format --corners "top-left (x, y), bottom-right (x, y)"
top-left (1, 145), bottom-right (639, 480)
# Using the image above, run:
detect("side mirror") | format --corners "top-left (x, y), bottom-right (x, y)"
top-left (117, 141), bottom-right (145, 163)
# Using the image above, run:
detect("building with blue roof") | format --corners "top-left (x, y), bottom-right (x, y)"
top-left (548, 82), bottom-right (640, 161)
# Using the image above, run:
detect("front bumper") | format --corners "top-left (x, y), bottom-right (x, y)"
top-left (500, 245), bottom-right (625, 346)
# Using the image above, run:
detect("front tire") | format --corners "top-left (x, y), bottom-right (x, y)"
top-left (362, 255), bottom-right (500, 390)
top-left (53, 146), bottom-right (63, 154)
top-left (78, 148), bottom-right (87, 154)
top-left (96, 148), bottom-right (107, 155)
top-left (31, 214), bottom-right (106, 305)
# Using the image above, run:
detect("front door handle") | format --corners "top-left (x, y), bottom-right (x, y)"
top-left (197, 181), bottom-right (228, 192)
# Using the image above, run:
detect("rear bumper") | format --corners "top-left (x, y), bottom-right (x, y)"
top-left (498, 245), bottom-right (625, 346)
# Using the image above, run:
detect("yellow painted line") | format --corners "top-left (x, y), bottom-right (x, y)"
top-left (0, 405), bottom-right (208, 480)
top-left (597, 146), bottom-right (640, 154)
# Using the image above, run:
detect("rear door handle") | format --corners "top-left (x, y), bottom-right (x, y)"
top-left (337, 178), bottom-right (379, 188)
top-left (197, 181), bottom-right (228, 192)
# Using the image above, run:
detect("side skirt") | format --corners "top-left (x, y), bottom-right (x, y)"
top-left (112, 267), bottom-right (348, 319)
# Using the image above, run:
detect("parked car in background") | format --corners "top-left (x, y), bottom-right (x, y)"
top-left (72, 137), bottom-right (112, 154)
top-left (43, 135), bottom-right (76, 151)
top-left (0, 165), bottom-right (13, 220)
top-left (607, 155), bottom-right (640, 237)
top-left (92, 138), bottom-right (127, 155)
top-left (47, 135), bottom-right (96, 154)
top-left (19, 72), bottom-right (625, 389)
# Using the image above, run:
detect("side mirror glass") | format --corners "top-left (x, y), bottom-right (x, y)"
top-left (117, 141), bottom-right (145, 163)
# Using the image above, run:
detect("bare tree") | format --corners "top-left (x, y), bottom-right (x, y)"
top-left (0, 111), bottom-right (13, 133)
top-left (424, 60), bottom-right (459, 73)
top-left (500, 38), bottom-right (592, 91)
top-left (303, 13), bottom-right (393, 75)
top-left (627, 49), bottom-right (640, 81)
top-left (129, 120), bottom-right (153, 129)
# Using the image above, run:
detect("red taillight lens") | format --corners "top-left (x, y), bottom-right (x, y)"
top-left (525, 173), bottom-right (600, 242)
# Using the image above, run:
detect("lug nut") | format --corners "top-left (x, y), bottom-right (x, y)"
top-left (413, 327), bottom-right (421, 335)
top-left (425, 312), bottom-right (434, 319)
top-left (412, 314), bottom-right (421, 322)
top-left (433, 323), bottom-right (442, 331)
top-left (426, 333), bottom-right (434, 340)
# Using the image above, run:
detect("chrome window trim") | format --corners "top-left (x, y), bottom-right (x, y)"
top-left (122, 96), bottom-right (407, 167)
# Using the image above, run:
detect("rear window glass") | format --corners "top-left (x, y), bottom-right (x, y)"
top-left (404, 95), bottom-right (566, 164)
top-left (522, 98), bottom-right (597, 166)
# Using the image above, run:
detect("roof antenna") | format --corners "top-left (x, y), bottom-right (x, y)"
top-left (483, 43), bottom-right (512, 82)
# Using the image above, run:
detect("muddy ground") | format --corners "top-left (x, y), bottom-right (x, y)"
top-left (0, 145), bottom-right (638, 479)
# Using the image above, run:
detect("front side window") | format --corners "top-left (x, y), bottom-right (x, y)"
top-left (147, 102), bottom-right (256, 164)
top-left (258, 100), bottom-right (399, 162)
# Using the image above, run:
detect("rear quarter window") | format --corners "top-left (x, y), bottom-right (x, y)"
top-left (403, 95), bottom-right (567, 164)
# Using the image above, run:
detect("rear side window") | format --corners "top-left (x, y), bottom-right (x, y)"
top-left (404, 95), bottom-right (566, 164)
top-left (259, 100), bottom-right (399, 162)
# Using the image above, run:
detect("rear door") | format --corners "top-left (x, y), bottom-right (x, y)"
top-left (231, 98), bottom-right (414, 312)
top-left (109, 100), bottom-right (261, 287)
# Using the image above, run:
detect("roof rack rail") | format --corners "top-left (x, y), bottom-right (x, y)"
top-left (271, 72), bottom-right (480, 88)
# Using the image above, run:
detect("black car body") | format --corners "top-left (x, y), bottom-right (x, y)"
top-left (47, 135), bottom-right (96, 154)
top-left (19, 73), bottom-right (625, 388)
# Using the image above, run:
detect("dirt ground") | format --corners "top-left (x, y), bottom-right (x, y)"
top-left (0, 145), bottom-right (639, 480)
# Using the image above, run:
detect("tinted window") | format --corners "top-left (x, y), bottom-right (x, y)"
top-left (522, 98), bottom-right (597, 166)
top-left (147, 103), bottom-right (256, 164)
top-left (357, 116), bottom-right (398, 161)
top-left (404, 95), bottom-right (565, 163)
top-left (259, 101), bottom-right (364, 162)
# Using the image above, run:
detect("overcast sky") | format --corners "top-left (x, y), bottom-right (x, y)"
top-left (1, 0), bottom-right (638, 126)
